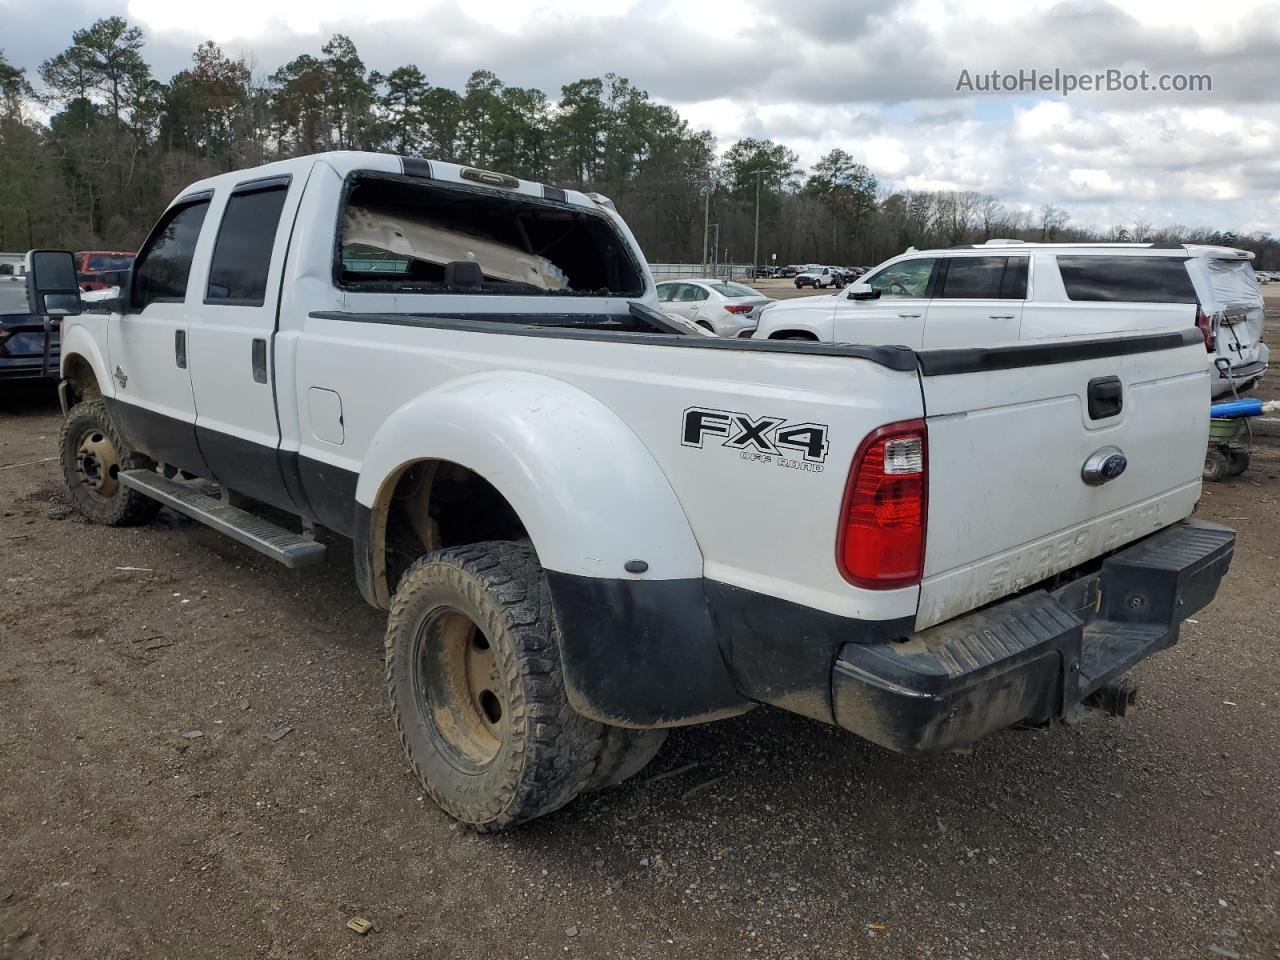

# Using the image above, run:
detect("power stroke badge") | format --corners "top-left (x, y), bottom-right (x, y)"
top-left (681, 407), bottom-right (830, 473)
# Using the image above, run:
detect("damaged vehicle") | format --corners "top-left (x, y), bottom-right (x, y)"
top-left (39, 152), bottom-right (1234, 830)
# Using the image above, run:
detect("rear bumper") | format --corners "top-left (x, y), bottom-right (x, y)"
top-left (832, 519), bottom-right (1235, 753)
top-left (1210, 352), bottom-right (1268, 397)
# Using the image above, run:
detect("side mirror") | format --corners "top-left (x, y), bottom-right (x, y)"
top-left (846, 282), bottom-right (880, 301)
top-left (25, 250), bottom-right (83, 318)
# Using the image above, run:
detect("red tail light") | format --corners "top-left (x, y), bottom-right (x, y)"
top-left (837, 420), bottom-right (927, 589)
top-left (1195, 305), bottom-right (1216, 352)
top-left (724, 303), bottom-right (754, 314)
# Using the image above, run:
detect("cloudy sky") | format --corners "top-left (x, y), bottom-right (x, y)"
top-left (3, 0), bottom-right (1278, 234)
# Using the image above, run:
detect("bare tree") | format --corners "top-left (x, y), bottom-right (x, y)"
top-left (1040, 203), bottom-right (1069, 241)
top-left (977, 194), bottom-right (1005, 240)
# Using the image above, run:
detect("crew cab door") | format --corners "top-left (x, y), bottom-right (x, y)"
top-left (921, 254), bottom-right (1027, 348)
top-left (105, 194), bottom-right (212, 475)
top-left (832, 256), bottom-right (935, 347)
top-left (187, 173), bottom-right (305, 509)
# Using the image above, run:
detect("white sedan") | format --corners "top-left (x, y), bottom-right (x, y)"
top-left (655, 279), bottom-right (773, 337)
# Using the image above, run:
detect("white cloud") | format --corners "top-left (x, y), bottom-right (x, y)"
top-left (3, 0), bottom-right (1278, 233)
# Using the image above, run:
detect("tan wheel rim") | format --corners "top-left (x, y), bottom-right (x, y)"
top-left (416, 608), bottom-right (505, 769)
top-left (74, 428), bottom-right (121, 500)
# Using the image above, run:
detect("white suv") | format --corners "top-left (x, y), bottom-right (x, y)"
top-left (755, 241), bottom-right (1268, 396)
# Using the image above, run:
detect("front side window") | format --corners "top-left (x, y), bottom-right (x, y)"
top-left (656, 282), bottom-right (678, 302)
top-left (1057, 256), bottom-right (1196, 303)
top-left (133, 200), bottom-right (211, 310)
top-left (864, 258), bottom-right (937, 299)
top-left (940, 256), bottom-right (1029, 300)
top-left (207, 184), bottom-right (289, 305)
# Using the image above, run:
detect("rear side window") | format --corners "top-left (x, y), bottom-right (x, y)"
top-left (133, 200), bottom-right (210, 310)
top-left (1057, 256), bottom-right (1195, 303)
top-left (711, 281), bottom-right (757, 298)
top-left (207, 184), bottom-right (290, 305)
top-left (940, 256), bottom-right (1028, 299)
top-left (1205, 259), bottom-right (1262, 306)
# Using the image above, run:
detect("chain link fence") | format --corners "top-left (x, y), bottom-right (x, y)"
top-left (647, 263), bottom-right (758, 281)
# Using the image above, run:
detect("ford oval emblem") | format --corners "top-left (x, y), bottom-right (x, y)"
top-left (1082, 447), bottom-right (1127, 486)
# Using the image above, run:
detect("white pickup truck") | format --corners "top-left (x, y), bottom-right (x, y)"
top-left (30, 152), bottom-right (1234, 831)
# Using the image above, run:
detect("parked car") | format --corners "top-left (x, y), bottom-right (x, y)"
top-left (794, 265), bottom-right (838, 288)
top-left (0, 272), bottom-right (59, 381)
top-left (0, 252), bottom-right (24, 277)
top-left (755, 241), bottom-right (1269, 396)
top-left (655, 278), bottom-right (772, 336)
top-left (779, 264), bottom-right (801, 277)
top-left (40, 152), bottom-right (1232, 832)
top-left (74, 250), bottom-right (135, 291)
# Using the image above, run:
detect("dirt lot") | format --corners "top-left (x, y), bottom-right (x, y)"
top-left (2, 304), bottom-right (1279, 960)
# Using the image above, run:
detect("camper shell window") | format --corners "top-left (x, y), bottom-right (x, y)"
top-left (336, 175), bottom-right (645, 297)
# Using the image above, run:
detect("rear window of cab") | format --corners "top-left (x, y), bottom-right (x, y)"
top-left (1057, 255), bottom-right (1197, 303)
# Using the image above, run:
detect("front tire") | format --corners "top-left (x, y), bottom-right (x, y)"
top-left (58, 399), bottom-right (161, 526)
top-left (385, 541), bottom-right (603, 831)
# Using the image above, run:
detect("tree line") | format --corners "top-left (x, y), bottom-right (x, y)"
top-left (1, 18), bottom-right (1276, 270)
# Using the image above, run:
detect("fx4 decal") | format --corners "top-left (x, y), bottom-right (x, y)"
top-left (681, 407), bottom-right (830, 465)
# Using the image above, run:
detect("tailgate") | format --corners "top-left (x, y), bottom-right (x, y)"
top-left (1217, 302), bottom-right (1264, 365)
top-left (916, 330), bottom-right (1208, 629)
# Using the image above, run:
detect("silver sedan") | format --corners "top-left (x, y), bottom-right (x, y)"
top-left (654, 279), bottom-right (773, 337)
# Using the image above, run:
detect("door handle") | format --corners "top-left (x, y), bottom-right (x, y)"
top-left (989, 314), bottom-right (1016, 319)
top-left (251, 338), bottom-right (268, 384)
top-left (898, 312), bottom-right (922, 319)
top-left (174, 330), bottom-right (187, 369)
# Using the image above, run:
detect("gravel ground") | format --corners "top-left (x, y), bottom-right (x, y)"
top-left (1, 306), bottom-right (1278, 960)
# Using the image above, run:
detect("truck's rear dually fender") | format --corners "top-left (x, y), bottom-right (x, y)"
top-left (354, 370), bottom-right (704, 584)
top-left (351, 371), bottom-right (750, 726)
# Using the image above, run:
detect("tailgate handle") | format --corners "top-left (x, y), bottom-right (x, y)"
top-left (1087, 376), bottom-right (1123, 420)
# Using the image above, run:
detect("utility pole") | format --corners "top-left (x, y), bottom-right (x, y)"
top-left (701, 184), bottom-right (712, 273)
top-left (751, 169), bottom-right (764, 278)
